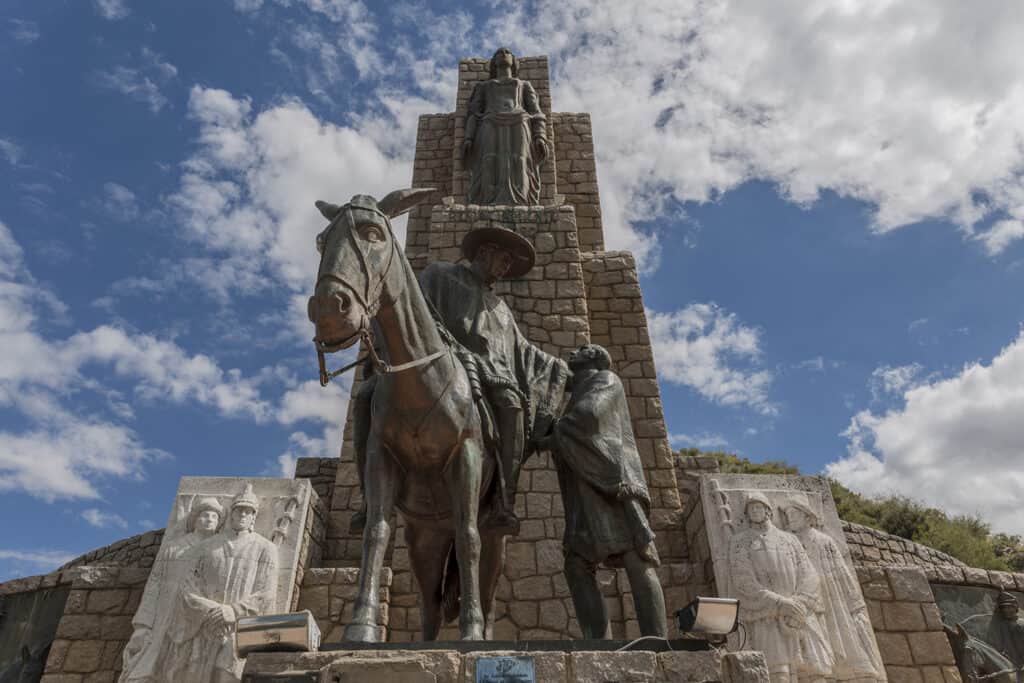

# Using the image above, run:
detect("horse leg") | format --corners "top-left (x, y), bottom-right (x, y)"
top-left (444, 438), bottom-right (485, 640)
top-left (478, 530), bottom-right (507, 640)
top-left (344, 439), bottom-right (398, 642)
top-left (405, 520), bottom-right (450, 641)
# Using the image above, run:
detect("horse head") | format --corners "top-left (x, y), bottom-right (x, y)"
top-left (307, 188), bottom-right (433, 353)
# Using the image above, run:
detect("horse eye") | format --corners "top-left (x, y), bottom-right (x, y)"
top-left (360, 225), bottom-right (384, 242)
top-left (316, 233), bottom-right (325, 254)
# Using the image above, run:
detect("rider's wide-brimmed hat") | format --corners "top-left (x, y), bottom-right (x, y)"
top-left (461, 225), bottom-right (536, 278)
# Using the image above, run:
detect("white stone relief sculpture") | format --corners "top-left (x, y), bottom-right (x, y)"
top-left (120, 477), bottom-right (312, 683)
top-left (701, 475), bottom-right (887, 683)
top-left (727, 492), bottom-right (835, 683)
top-left (781, 497), bottom-right (886, 681)
top-left (121, 496), bottom-right (225, 682)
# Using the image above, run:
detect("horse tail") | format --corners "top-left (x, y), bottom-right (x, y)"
top-left (441, 544), bottom-right (461, 624)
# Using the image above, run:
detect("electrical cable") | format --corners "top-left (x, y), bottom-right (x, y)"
top-left (615, 635), bottom-right (674, 652)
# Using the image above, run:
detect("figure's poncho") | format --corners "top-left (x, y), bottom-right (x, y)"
top-left (729, 523), bottom-right (835, 678)
top-left (418, 261), bottom-right (568, 443)
top-left (121, 532), bottom-right (206, 681)
top-left (465, 77), bottom-right (547, 205)
top-left (797, 527), bottom-right (885, 680)
top-left (552, 368), bottom-right (655, 566)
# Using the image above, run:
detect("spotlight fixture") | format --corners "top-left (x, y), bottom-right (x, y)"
top-left (675, 597), bottom-right (740, 636)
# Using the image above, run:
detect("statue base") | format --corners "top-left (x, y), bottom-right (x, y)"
top-left (241, 642), bottom-right (752, 682)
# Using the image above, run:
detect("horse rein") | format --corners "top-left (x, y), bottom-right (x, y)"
top-left (314, 203), bottom-right (446, 386)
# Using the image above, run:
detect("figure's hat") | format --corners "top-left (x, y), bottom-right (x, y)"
top-left (997, 591), bottom-right (1019, 607)
top-left (188, 496), bottom-right (225, 532)
top-left (744, 491), bottom-right (772, 511)
top-left (461, 225), bottom-right (536, 278)
top-left (231, 483), bottom-right (260, 513)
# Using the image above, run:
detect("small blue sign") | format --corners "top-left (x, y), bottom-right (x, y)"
top-left (475, 656), bottom-right (536, 683)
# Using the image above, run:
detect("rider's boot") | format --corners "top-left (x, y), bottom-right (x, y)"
top-left (482, 404), bottom-right (524, 536)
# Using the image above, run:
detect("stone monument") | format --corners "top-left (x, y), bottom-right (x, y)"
top-left (321, 51), bottom-right (686, 643)
top-left (119, 477), bottom-right (315, 682)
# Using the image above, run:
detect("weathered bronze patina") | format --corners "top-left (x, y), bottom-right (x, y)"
top-left (543, 344), bottom-right (668, 639)
top-left (308, 188), bottom-right (526, 642)
top-left (462, 47), bottom-right (549, 205)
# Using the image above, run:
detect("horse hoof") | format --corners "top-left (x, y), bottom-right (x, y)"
top-left (460, 626), bottom-right (485, 641)
top-left (344, 623), bottom-right (379, 642)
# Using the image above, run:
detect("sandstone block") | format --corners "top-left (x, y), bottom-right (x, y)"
top-left (721, 651), bottom-right (770, 682)
top-left (883, 602), bottom-right (926, 631)
top-left (570, 651), bottom-right (658, 682)
top-left (63, 640), bottom-right (105, 673)
top-left (876, 632), bottom-right (914, 666)
top-left (908, 632), bottom-right (956, 665)
top-left (888, 567), bottom-right (933, 602)
top-left (658, 650), bottom-right (721, 682)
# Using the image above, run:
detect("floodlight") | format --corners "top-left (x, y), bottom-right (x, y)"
top-left (675, 597), bottom-right (740, 636)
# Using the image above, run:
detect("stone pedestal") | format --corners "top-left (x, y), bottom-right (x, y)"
top-left (242, 646), bottom-right (729, 682)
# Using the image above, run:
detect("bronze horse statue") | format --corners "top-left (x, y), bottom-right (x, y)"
top-left (307, 188), bottom-right (505, 641)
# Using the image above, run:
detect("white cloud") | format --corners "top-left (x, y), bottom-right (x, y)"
top-left (828, 330), bottom-right (1024, 534)
top-left (0, 220), bottom-right (274, 501)
top-left (81, 508), bottom-right (129, 528)
top-left (0, 138), bottom-right (22, 165)
top-left (101, 182), bottom-right (139, 221)
top-left (93, 0), bottom-right (129, 20)
top-left (168, 85), bottom-right (412, 307)
top-left (94, 48), bottom-right (177, 114)
top-left (977, 219), bottom-right (1024, 257)
top-left (9, 19), bottom-right (40, 44)
top-left (435, 0), bottom-right (1024, 263)
top-left (648, 303), bottom-right (776, 415)
top-left (868, 363), bottom-right (924, 401)
top-left (0, 549), bottom-right (75, 567)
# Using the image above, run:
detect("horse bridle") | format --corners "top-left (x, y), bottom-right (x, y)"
top-left (313, 203), bottom-right (445, 386)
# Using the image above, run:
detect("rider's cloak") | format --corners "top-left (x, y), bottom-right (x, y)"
top-left (418, 260), bottom-right (569, 443)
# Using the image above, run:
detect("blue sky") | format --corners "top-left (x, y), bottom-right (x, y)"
top-left (2, 0), bottom-right (1023, 580)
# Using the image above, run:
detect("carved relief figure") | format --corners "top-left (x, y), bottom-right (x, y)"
top-left (163, 484), bottom-right (279, 682)
top-left (541, 344), bottom-right (666, 638)
top-left (120, 496), bottom-right (225, 683)
top-left (728, 492), bottom-right (835, 683)
top-left (462, 47), bottom-right (549, 205)
top-left (960, 591), bottom-right (1024, 670)
top-left (782, 499), bottom-right (885, 681)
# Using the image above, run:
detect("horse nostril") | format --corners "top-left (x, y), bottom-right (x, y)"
top-left (335, 292), bottom-right (351, 314)
top-left (307, 296), bottom-right (318, 323)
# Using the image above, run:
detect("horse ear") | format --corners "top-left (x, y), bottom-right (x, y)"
top-left (378, 188), bottom-right (436, 219)
top-left (315, 200), bottom-right (342, 220)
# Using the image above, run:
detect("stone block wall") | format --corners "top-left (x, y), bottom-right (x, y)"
top-left (294, 457), bottom-right (337, 521)
top-left (924, 564), bottom-right (1024, 593)
top-left (41, 566), bottom-right (149, 682)
top-left (450, 57), bottom-right (557, 205)
top-left (292, 486), bottom-right (329, 611)
top-left (857, 566), bottom-right (961, 682)
top-left (296, 568), bottom-right (392, 643)
top-left (844, 521), bottom-right (966, 569)
top-left (404, 113), bottom-right (453, 272)
top-left (57, 529), bottom-right (165, 573)
top-left (553, 113), bottom-right (603, 251)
